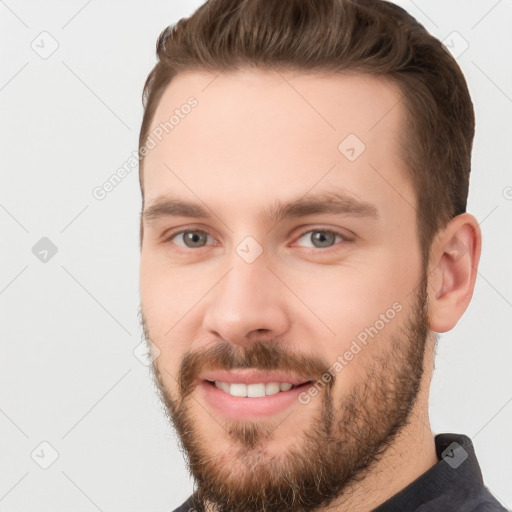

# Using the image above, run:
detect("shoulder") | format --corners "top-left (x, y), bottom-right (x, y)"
top-left (169, 494), bottom-right (198, 512)
top-left (468, 486), bottom-right (510, 512)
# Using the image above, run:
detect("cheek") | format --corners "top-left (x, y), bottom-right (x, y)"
top-left (140, 257), bottom-right (189, 341)
top-left (140, 264), bottom-right (196, 388)
top-left (289, 259), bottom-right (414, 340)
top-left (288, 254), bottom-right (419, 388)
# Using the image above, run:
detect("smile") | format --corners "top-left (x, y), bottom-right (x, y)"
top-left (199, 377), bottom-right (315, 419)
top-left (207, 380), bottom-right (312, 398)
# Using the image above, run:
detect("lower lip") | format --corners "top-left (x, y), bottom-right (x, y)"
top-left (198, 381), bottom-right (311, 420)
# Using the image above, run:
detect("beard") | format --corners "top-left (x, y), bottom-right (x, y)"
top-left (141, 274), bottom-right (430, 512)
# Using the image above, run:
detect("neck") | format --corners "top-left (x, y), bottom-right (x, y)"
top-left (322, 336), bottom-right (439, 512)
top-left (326, 411), bottom-right (438, 511)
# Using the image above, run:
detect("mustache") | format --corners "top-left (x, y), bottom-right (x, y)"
top-left (178, 339), bottom-right (333, 398)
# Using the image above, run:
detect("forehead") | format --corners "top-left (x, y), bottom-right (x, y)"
top-left (142, 69), bottom-right (413, 218)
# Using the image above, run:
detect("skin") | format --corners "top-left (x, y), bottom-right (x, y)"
top-left (139, 69), bottom-right (481, 511)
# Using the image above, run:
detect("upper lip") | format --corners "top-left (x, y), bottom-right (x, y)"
top-left (199, 369), bottom-right (313, 386)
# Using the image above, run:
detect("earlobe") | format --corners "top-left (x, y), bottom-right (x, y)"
top-left (427, 214), bottom-right (482, 333)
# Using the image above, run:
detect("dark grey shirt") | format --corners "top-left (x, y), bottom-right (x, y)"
top-left (171, 433), bottom-right (509, 512)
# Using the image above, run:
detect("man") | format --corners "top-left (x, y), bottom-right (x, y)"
top-left (137, 0), bottom-right (508, 511)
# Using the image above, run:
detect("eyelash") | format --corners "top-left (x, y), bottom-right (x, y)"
top-left (162, 227), bottom-right (351, 253)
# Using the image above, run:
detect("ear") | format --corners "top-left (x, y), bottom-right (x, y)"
top-left (427, 213), bottom-right (482, 333)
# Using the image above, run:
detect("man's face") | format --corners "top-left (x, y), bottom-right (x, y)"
top-left (139, 70), bottom-right (430, 511)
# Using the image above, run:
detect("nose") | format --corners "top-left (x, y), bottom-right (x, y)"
top-left (202, 253), bottom-right (291, 347)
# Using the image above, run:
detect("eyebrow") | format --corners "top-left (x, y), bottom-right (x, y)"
top-left (142, 190), bottom-right (378, 225)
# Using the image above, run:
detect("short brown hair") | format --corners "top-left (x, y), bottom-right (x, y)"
top-left (139, 0), bottom-right (475, 264)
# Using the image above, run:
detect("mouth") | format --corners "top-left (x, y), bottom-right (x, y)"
top-left (204, 379), bottom-right (313, 398)
top-left (197, 373), bottom-right (315, 419)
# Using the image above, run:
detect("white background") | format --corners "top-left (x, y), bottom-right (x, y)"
top-left (0, 1), bottom-right (511, 510)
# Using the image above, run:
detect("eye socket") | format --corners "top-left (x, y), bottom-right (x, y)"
top-left (163, 227), bottom-right (350, 252)
top-left (167, 230), bottom-right (215, 249)
top-left (294, 229), bottom-right (347, 250)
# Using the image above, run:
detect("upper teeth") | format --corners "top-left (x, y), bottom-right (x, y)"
top-left (214, 381), bottom-right (294, 397)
